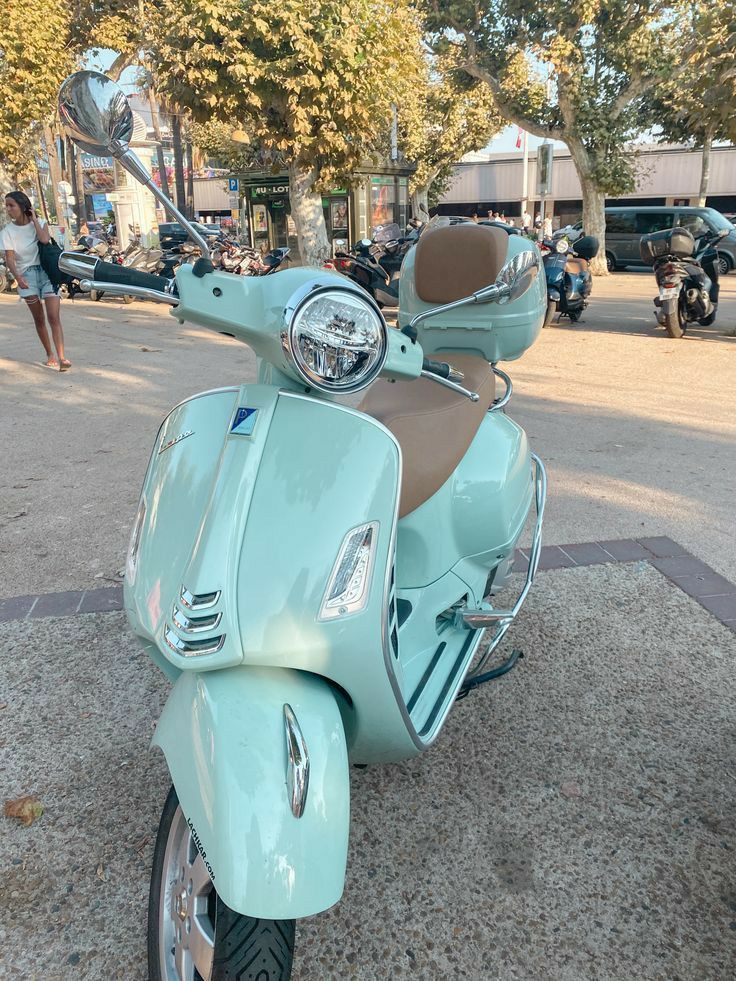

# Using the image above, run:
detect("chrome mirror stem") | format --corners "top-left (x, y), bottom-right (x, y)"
top-left (408, 283), bottom-right (509, 332)
top-left (113, 145), bottom-right (211, 259)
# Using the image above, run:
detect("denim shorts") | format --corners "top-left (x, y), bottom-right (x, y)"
top-left (18, 264), bottom-right (58, 299)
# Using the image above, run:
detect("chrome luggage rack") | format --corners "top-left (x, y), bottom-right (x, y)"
top-left (458, 452), bottom-right (547, 691)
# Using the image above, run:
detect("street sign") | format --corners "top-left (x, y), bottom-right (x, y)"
top-left (228, 192), bottom-right (239, 209)
top-left (228, 178), bottom-right (239, 192)
top-left (58, 180), bottom-right (73, 196)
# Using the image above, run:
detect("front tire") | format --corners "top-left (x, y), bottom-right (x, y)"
top-left (663, 305), bottom-right (685, 338)
top-left (543, 300), bottom-right (557, 326)
top-left (605, 252), bottom-right (617, 273)
top-left (148, 787), bottom-right (295, 981)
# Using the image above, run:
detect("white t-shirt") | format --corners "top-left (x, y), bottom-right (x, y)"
top-left (0, 219), bottom-right (47, 273)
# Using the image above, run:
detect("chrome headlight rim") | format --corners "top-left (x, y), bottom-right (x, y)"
top-left (282, 282), bottom-right (389, 395)
top-left (555, 239), bottom-right (570, 254)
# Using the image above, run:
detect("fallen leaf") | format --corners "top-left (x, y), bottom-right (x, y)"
top-left (4, 795), bottom-right (44, 826)
top-left (140, 347), bottom-right (162, 353)
top-left (96, 863), bottom-right (105, 881)
top-left (80, 712), bottom-right (92, 719)
top-left (560, 782), bottom-right (583, 800)
top-left (0, 702), bottom-right (7, 710)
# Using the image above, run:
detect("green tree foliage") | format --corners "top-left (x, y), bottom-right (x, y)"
top-left (148, 0), bottom-right (425, 264)
top-left (399, 57), bottom-right (504, 216)
top-left (646, 5), bottom-right (736, 205)
top-left (0, 3), bottom-right (73, 184)
top-left (425, 1), bottom-right (710, 273)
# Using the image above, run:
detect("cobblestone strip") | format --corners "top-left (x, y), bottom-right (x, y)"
top-left (1, 537), bottom-right (735, 633)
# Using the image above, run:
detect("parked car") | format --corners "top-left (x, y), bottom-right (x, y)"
top-left (566, 206), bottom-right (736, 275)
top-left (157, 221), bottom-right (221, 249)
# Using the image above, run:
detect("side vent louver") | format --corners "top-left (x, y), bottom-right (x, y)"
top-left (164, 585), bottom-right (225, 657)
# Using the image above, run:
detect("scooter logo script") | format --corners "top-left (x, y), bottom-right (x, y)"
top-left (158, 430), bottom-right (194, 454)
top-left (187, 817), bottom-right (216, 881)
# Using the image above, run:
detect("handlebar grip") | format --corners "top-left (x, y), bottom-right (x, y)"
top-left (94, 260), bottom-right (170, 292)
top-left (422, 357), bottom-right (452, 379)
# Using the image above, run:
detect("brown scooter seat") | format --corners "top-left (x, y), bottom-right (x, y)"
top-left (358, 354), bottom-right (495, 517)
top-left (414, 223), bottom-right (508, 303)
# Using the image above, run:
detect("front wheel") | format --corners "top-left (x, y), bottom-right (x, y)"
top-left (543, 300), bottom-right (557, 327)
top-left (0, 271), bottom-right (7, 293)
top-left (148, 787), bottom-right (295, 981)
top-left (605, 252), bottom-right (617, 273)
top-left (122, 294), bottom-right (135, 304)
top-left (663, 305), bottom-right (685, 339)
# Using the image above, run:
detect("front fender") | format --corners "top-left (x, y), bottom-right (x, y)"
top-left (152, 666), bottom-right (350, 919)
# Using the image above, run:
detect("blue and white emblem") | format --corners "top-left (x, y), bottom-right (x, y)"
top-left (230, 407), bottom-right (259, 436)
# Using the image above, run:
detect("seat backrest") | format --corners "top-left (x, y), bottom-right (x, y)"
top-left (414, 224), bottom-right (508, 304)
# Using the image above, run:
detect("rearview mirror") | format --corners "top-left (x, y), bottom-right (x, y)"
top-left (58, 70), bottom-right (134, 155)
top-left (475, 249), bottom-right (540, 304)
top-left (58, 70), bottom-right (212, 262)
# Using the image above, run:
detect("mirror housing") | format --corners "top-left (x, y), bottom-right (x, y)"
top-left (58, 71), bottom-right (134, 155)
top-left (57, 70), bottom-right (212, 265)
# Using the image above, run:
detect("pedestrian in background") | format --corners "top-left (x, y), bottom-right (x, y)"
top-left (1, 191), bottom-right (71, 371)
top-left (522, 210), bottom-right (532, 232)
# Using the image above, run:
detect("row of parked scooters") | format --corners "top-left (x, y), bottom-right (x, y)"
top-left (64, 225), bottom-right (291, 302)
top-left (336, 214), bottom-right (725, 340)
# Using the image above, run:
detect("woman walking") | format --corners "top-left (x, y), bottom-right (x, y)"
top-left (1, 191), bottom-right (71, 370)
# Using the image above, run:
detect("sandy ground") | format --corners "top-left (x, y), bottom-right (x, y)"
top-left (0, 269), bottom-right (734, 598)
top-left (1, 267), bottom-right (734, 980)
top-left (1, 563), bottom-right (734, 980)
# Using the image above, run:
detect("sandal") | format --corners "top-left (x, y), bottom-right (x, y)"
top-left (43, 358), bottom-right (59, 369)
top-left (59, 359), bottom-right (72, 372)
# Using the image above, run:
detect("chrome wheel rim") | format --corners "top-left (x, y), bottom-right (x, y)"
top-left (159, 805), bottom-right (215, 981)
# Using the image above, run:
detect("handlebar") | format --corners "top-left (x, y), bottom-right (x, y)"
top-left (422, 357), bottom-right (465, 383)
top-left (58, 251), bottom-right (177, 303)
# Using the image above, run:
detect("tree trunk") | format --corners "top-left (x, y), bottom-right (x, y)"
top-left (410, 186), bottom-right (431, 222)
top-left (42, 126), bottom-right (64, 226)
top-left (73, 143), bottom-right (88, 224)
top-left (185, 137), bottom-right (195, 219)
top-left (568, 145), bottom-right (608, 276)
top-left (147, 85), bottom-right (170, 200)
top-left (698, 128), bottom-right (714, 207)
top-left (171, 112), bottom-right (187, 215)
top-left (288, 161), bottom-right (330, 267)
top-left (35, 165), bottom-right (49, 221)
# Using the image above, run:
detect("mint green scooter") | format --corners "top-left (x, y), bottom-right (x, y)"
top-left (59, 72), bottom-right (547, 981)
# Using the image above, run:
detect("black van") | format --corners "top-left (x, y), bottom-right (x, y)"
top-left (570, 207), bottom-right (736, 275)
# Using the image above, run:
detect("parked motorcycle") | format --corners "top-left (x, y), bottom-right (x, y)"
top-left (639, 225), bottom-right (728, 338)
top-left (540, 233), bottom-right (599, 325)
top-left (58, 70), bottom-right (548, 981)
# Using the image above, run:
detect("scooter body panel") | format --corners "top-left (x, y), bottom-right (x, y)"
top-left (152, 665), bottom-right (350, 918)
top-left (395, 412), bottom-right (533, 594)
top-left (125, 386), bottom-right (421, 763)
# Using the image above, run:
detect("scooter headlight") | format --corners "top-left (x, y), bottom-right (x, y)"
top-left (283, 286), bottom-right (387, 394)
top-left (555, 239), bottom-right (569, 254)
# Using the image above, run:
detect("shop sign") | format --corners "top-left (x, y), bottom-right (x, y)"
top-left (253, 184), bottom-right (289, 196)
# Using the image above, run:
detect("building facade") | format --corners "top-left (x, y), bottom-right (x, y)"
top-left (193, 164), bottom-right (412, 262)
top-left (438, 144), bottom-right (736, 227)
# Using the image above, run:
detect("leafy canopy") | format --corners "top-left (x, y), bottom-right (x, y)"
top-left (149, 0), bottom-right (425, 187)
top-left (399, 54), bottom-right (504, 203)
top-left (0, 2), bottom-right (74, 176)
top-left (425, 1), bottom-right (707, 193)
